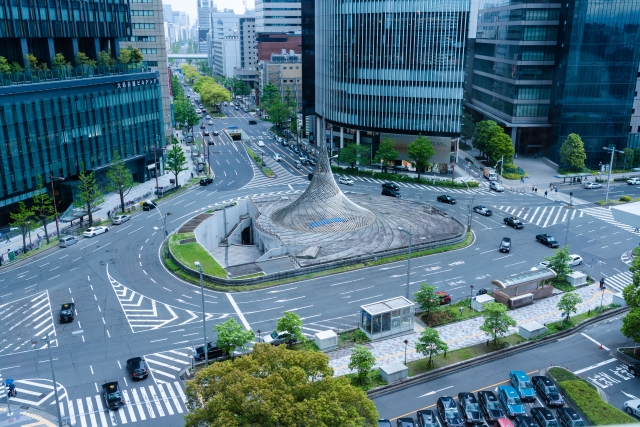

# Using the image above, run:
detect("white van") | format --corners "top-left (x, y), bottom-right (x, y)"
top-left (59, 235), bottom-right (77, 248)
top-left (195, 109), bottom-right (202, 116)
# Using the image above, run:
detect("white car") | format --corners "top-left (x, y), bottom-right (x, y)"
top-left (624, 399), bottom-right (640, 416)
top-left (111, 215), bottom-right (130, 225)
top-left (257, 140), bottom-right (265, 147)
top-left (208, 120), bottom-right (214, 125)
top-left (205, 115), bottom-right (211, 119)
top-left (531, 255), bottom-right (582, 270)
top-left (83, 226), bottom-right (109, 237)
top-left (263, 330), bottom-right (290, 346)
top-left (584, 182), bottom-right (602, 189)
top-left (339, 176), bottom-right (354, 185)
top-left (628, 178), bottom-right (640, 185)
top-left (490, 181), bottom-right (505, 192)
top-left (273, 153), bottom-right (282, 162)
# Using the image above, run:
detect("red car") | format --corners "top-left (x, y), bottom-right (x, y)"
top-left (436, 291), bottom-right (451, 305)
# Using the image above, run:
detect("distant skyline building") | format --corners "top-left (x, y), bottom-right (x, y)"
top-left (234, 17), bottom-right (258, 85)
top-left (303, 0), bottom-right (469, 163)
top-left (213, 37), bottom-right (241, 77)
top-left (255, 0), bottom-right (301, 33)
top-left (206, 10), bottom-right (243, 75)
top-left (198, 0), bottom-right (217, 52)
top-left (163, 4), bottom-right (173, 22)
top-left (260, 53), bottom-right (302, 108)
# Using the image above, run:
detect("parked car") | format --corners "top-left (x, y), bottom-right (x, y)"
top-left (504, 217), bottom-right (524, 229)
top-left (555, 408), bottom-right (585, 427)
top-left (83, 226), bottom-right (109, 237)
top-left (531, 408), bottom-right (560, 427)
top-left (509, 371), bottom-right (536, 402)
top-left (458, 392), bottom-right (483, 424)
top-left (499, 237), bottom-right (511, 253)
top-left (102, 381), bottom-right (125, 410)
top-left (263, 330), bottom-right (291, 346)
top-left (417, 409), bottom-right (440, 427)
top-left (59, 235), bottom-right (77, 248)
top-left (536, 234), bottom-right (559, 248)
top-left (200, 177), bottom-right (214, 186)
top-left (627, 178), bottom-right (640, 185)
top-left (436, 291), bottom-right (451, 305)
top-left (490, 181), bottom-right (505, 192)
top-left (513, 416), bottom-right (538, 427)
top-left (624, 399), bottom-right (640, 417)
top-left (437, 396), bottom-right (464, 427)
top-left (126, 357), bottom-right (149, 380)
top-left (59, 303), bottom-right (75, 323)
top-left (437, 195), bottom-right (457, 204)
top-left (339, 176), bottom-right (354, 185)
top-left (584, 182), bottom-right (602, 189)
top-left (629, 362), bottom-right (640, 376)
top-left (307, 158), bottom-right (316, 166)
top-left (193, 342), bottom-right (225, 360)
top-left (478, 391), bottom-right (505, 422)
top-left (532, 376), bottom-right (564, 406)
top-left (497, 386), bottom-right (525, 417)
top-left (379, 421), bottom-right (393, 427)
top-left (112, 215), bottom-right (130, 225)
top-left (473, 205), bottom-right (493, 216)
top-left (397, 419), bottom-right (417, 427)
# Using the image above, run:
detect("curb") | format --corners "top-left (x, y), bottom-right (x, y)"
top-left (0, 402), bottom-right (60, 426)
top-left (366, 306), bottom-right (629, 398)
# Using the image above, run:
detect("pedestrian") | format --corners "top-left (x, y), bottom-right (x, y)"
top-left (5, 235), bottom-right (9, 243)
top-left (532, 186), bottom-right (535, 192)
top-left (108, 211), bottom-right (111, 219)
top-left (544, 190), bottom-right (547, 197)
top-left (555, 188), bottom-right (558, 193)
top-left (80, 217), bottom-right (83, 226)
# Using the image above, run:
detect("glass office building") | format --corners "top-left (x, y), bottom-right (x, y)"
top-left (306, 0), bottom-right (470, 163)
top-left (0, 0), bottom-right (166, 225)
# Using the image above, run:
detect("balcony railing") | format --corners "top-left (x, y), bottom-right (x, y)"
top-left (0, 64), bottom-right (148, 87)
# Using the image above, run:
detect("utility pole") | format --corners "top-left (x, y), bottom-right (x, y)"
top-left (603, 146), bottom-right (624, 204)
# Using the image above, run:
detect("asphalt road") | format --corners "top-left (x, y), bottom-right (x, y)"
top-left (372, 315), bottom-right (639, 422)
top-left (1, 124), bottom-right (638, 426)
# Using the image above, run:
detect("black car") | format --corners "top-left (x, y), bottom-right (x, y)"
top-left (473, 205), bottom-right (493, 216)
top-left (193, 342), bottom-right (225, 360)
top-left (248, 120), bottom-right (257, 124)
top-left (499, 237), bottom-right (511, 253)
top-left (126, 357), bottom-right (149, 380)
top-left (532, 376), bottom-right (564, 406)
top-left (203, 130), bottom-right (210, 136)
top-left (555, 408), bottom-right (585, 427)
top-left (308, 173), bottom-right (314, 181)
top-left (629, 362), bottom-right (640, 376)
top-left (200, 124), bottom-right (205, 129)
top-left (207, 140), bottom-right (215, 145)
top-left (397, 418), bottom-right (416, 427)
top-left (379, 420), bottom-right (393, 427)
top-left (535, 234), bottom-right (559, 248)
top-left (382, 182), bottom-right (400, 191)
top-left (458, 392), bottom-right (483, 424)
top-left (530, 407), bottom-right (559, 427)
top-left (437, 195), bottom-right (457, 204)
top-left (142, 201), bottom-right (156, 211)
top-left (59, 303), bottom-right (75, 323)
top-left (213, 130), bottom-right (219, 136)
top-left (308, 158), bottom-right (316, 166)
top-left (382, 188), bottom-right (401, 198)
top-left (102, 381), bottom-right (125, 410)
top-left (478, 391), bottom-right (505, 422)
top-left (514, 416), bottom-right (538, 427)
top-left (504, 216), bottom-right (524, 229)
top-left (417, 409), bottom-right (439, 427)
top-left (200, 177), bottom-right (213, 186)
top-left (437, 396), bottom-right (464, 427)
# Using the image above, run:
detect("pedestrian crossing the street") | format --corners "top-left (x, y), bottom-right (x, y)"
top-left (493, 205), bottom-right (583, 227)
top-left (144, 348), bottom-right (192, 384)
top-left (5, 378), bottom-right (67, 407)
top-left (580, 206), bottom-right (640, 236)
top-left (0, 291), bottom-right (57, 356)
top-left (602, 271), bottom-right (632, 293)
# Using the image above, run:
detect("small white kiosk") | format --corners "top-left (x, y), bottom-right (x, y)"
top-left (360, 296), bottom-right (414, 340)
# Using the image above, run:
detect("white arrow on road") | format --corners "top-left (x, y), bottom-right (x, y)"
top-left (622, 391), bottom-right (639, 400)
top-left (176, 299), bottom-right (201, 308)
top-left (267, 287), bottom-right (297, 294)
top-left (275, 296), bottom-right (305, 303)
top-left (418, 385), bottom-right (453, 398)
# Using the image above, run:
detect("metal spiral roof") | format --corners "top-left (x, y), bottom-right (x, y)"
top-left (270, 140), bottom-right (376, 233)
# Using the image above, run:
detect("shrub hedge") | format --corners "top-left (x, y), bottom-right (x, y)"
top-left (560, 380), bottom-right (636, 425)
top-left (332, 166), bottom-right (479, 188)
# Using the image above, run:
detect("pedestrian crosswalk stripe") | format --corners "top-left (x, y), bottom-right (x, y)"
top-left (130, 388), bottom-right (146, 421)
top-left (580, 207), bottom-right (640, 235)
top-left (494, 205), bottom-right (582, 227)
top-left (603, 271), bottom-right (631, 293)
top-left (121, 390), bottom-right (137, 422)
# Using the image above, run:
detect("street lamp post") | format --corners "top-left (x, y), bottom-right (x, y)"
top-left (564, 192), bottom-right (573, 246)
top-left (404, 339), bottom-right (409, 365)
top-left (32, 336), bottom-right (63, 427)
top-left (460, 179), bottom-right (487, 232)
top-left (603, 146), bottom-right (624, 204)
top-left (470, 285), bottom-right (474, 310)
top-left (599, 284), bottom-right (606, 311)
top-left (257, 329), bottom-right (262, 343)
top-left (49, 172), bottom-right (64, 238)
top-left (398, 227), bottom-right (413, 300)
top-left (163, 212), bottom-right (173, 237)
top-left (194, 261), bottom-right (208, 366)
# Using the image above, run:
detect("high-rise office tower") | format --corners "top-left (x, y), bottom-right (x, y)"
top-left (198, 0), bottom-right (217, 53)
top-left (255, 0), bottom-right (301, 33)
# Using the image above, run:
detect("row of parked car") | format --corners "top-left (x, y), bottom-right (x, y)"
top-left (381, 371), bottom-right (585, 427)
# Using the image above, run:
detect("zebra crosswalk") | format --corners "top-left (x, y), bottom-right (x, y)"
top-left (341, 175), bottom-right (495, 194)
top-left (241, 144), bottom-right (308, 189)
top-left (144, 348), bottom-right (192, 384)
top-left (4, 378), bottom-right (67, 407)
top-left (493, 205), bottom-right (583, 227)
top-left (580, 206), bottom-right (640, 236)
top-left (602, 271), bottom-right (632, 293)
top-left (0, 291), bottom-right (57, 356)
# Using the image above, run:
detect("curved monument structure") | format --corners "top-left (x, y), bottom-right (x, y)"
top-left (270, 140), bottom-right (376, 233)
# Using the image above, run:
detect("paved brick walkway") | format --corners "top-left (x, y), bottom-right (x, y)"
top-left (328, 284), bottom-right (614, 376)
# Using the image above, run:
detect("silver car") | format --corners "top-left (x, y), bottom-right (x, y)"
top-left (112, 215), bottom-right (130, 225)
top-left (490, 181), bottom-right (505, 192)
top-left (263, 330), bottom-right (290, 345)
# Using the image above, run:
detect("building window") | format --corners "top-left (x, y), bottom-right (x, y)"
top-left (129, 36), bottom-right (156, 42)
top-left (133, 23), bottom-right (155, 29)
top-left (147, 61), bottom-right (159, 66)
top-left (131, 10), bottom-right (154, 16)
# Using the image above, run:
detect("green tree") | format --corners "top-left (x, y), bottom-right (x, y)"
top-left (9, 61), bottom-right (24, 73)
top-left (185, 344), bottom-right (378, 427)
top-left (623, 148), bottom-right (634, 170)
top-left (171, 75), bottom-right (185, 100)
top-left (461, 112), bottom-right (476, 145)
top-left (193, 76), bottom-right (216, 93)
top-left (374, 136), bottom-right (398, 173)
top-left (0, 56), bottom-right (10, 74)
top-left (75, 52), bottom-right (96, 68)
top-left (200, 83), bottom-right (232, 108)
top-left (106, 151), bottom-right (134, 213)
top-left (97, 50), bottom-right (114, 67)
top-left (130, 48), bottom-right (144, 63)
top-left (25, 53), bottom-right (42, 71)
top-left (415, 328), bottom-right (448, 366)
top-left (338, 144), bottom-right (359, 168)
top-left (9, 201), bottom-right (35, 253)
top-left (479, 302), bottom-right (517, 344)
top-left (408, 135), bottom-right (435, 179)
top-left (180, 63), bottom-right (199, 82)
top-left (544, 245), bottom-right (572, 282)
top-left (213, 318), bottom-right (255, 357)
top-left (348, 345), bottom-right (376, 384)
top-left (118, 48), bottom-right (132, 64)
top-left (472, 120), bottom-right (501, 158)
top-left (623, 253), bottom-right (640, 308)
top-left (275, 311), bottom-right (304, 347)
top-left (557, 292), bottom-right (582, 322)
top-left (559, 133), bottom-right (586, 172)
top-left (166, 144), bottom-right (188, 188)
top-left (267, 99), bottom-right (290, 128)
top-left (620, 308), bottom-right (640, 351)
top-left (51, 53), bottom-right (70, 70)
top-left (413, 283), bottom-right (442, 324)
top-left (486, 132), bottom-right (514, 165)
top-left (31, 175), bottom-right (56, 244)
top-left (260, 82), bottom-right (280, 110)
top-left (74, 164), bottom-right (104, 225)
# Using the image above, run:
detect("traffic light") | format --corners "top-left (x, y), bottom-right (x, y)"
top-left (600, 278), bottom-right (605, 289)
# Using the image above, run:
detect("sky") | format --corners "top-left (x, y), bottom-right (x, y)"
top-left (161, 0), bottom-right (250, 25)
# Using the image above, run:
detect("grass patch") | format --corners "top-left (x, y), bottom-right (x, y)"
top-left (262, 167), bottom-right (274, 177)
top-left (407, 334), bottom-right (527, 376)
top-left (548, 368), bottom-right (636, 425)
top-left (419, 298), bottom-right (483, 326)
top-left (232, 272), bottom-right (265, 280)
top-left (169, 233), bottom-right (227, 278)
top-left (620, 347), bottom-right (640, 361)
top-left (12, 236), bottom-right (61, 261)
top-left (245, 146), bottom-right (262, 163)
top-left (344, 370), bottom-right (388, 391)
top-left (595, 196), bottom-right (640, 206)
top-left (551, 279), bottom-right (575, 292)
top-left (338, 329), bottom-right (370, 349)
top-left (532, 306), bottom-right (615, 338)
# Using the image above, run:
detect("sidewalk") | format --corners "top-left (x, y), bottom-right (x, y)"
top-left (0, 141), bottom-right (192, 258)
top-left (328, 283), bottom-right (614, 376)
top-left (0, 404), bottom-right (58, 427)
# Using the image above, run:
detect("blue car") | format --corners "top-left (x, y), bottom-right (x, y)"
top-left (509, 371), bottom-right (536, 402)
top-left (498, 385), bottom-right (526, 417)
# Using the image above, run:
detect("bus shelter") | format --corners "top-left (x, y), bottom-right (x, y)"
top-left (360, 297), bottom-right (414, 340)
top-left (491, 268), bottom-right (556, 308)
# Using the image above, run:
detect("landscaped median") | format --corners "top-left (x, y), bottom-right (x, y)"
top-left (331, 166), bottom-right (479, 188)
top-left (167, 232), bottom-right (227, 278)
top-left (245, 145), bottom-right (274, 177)
top-left (548, 367), bottom-right (636, 425)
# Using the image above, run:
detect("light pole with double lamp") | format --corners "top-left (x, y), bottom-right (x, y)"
top-left (398, 227), bottom-right (413, 300)
top-left (31, 335), bottom-right (63, 427)
top-left (194, 261), bottom-right (209, 366)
